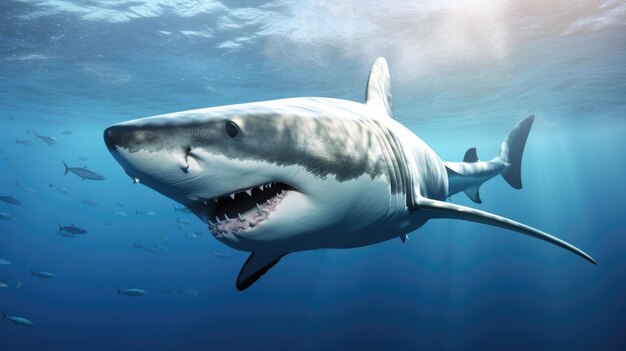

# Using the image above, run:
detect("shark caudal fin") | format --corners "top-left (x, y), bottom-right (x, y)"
top-left (497, 115), bottom-right (534, 189)
top-left (62, 161), bottom-right (69, 176)
top-left (444, 115), bottom-right (535, 204)
top-left (416, 198), bottom-right (596, 264)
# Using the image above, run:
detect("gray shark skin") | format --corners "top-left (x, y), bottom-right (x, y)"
top-left (104, 57), bottom-right (595, 291)
top-left (116, 288), bottom-right (147, 297)
top-left (2, 312), bottom-right (34, 327)
top-left (62, 161), bottom-right (106, 180)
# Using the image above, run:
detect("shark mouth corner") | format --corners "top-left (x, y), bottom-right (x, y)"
top-left (207, 182), bottom-right (295, 237)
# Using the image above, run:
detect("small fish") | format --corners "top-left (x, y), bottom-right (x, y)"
top-left (81, 199), bottom-right (99, 207)
top-left (16, 281), bottom-right (22, 289)
top-left (177, 290), bottom-right (198, 298)
top-left (15, 139), bottom-right (33, 147)
top-left (34, 131), bottom-right (57, 146)
top-left (116, 288), bottom-right (147, 297)
top-left (2, 313), bottom-right (34, 327)
top-left (15, 182), bottom-right (37, 193)
top-left (58, 223), bottom-right (88, 235)
top-left (185, 232), bottom-right (199, 239)
top-left (177, 218), bottom-right (191, 225)
top-left (0, 213), bottom-right (16, 221)
top-left (133, 242), bottom-right (157, 253)
top-left (173, 205), bottom-right (192, 214)
top-left (62, 161), bottom-right (105, 181)
top-left (161, 289), bottom-right (198, 298)
top-left (0, 195), bottom-right (22, 205)
top-left (78, 156), bottom-right (89, 161)
top-left (135, 209), bottom-right (156, 216)
top-left (212, 250), bottom-right (233, 259)
top-left (0, 258), bottom-right (12, 265)
top-left (49, 183), bottom-right (71, 195)
top-left (0, 281), bottom-right (9, 288)
top-left (114, 201), bottom-right (125, 207)
top-left (31, 271), bottom-right (56, 279)
top-left (61, 130), bottom-right (72, 135)
top-left (112, 210), bottom-right (127, 217)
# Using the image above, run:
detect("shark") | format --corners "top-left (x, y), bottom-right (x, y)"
top-left (104, 57), bottom-right (595, 291)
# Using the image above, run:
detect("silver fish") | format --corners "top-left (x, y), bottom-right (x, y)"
top-left (62, 161), bottom-right (105, 180)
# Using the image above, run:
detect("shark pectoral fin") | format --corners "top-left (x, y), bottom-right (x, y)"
top-left (416, 198), bottom-right (596, 264)
top-left (400, 234), bottom-right (408, 243)
top-left (236, 252), bottom-right (286, 291)
top-left (464, 186), bottom-right (482, 204)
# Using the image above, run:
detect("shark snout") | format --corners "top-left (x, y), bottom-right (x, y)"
top-left (104, 125), bottom-right (130, 152)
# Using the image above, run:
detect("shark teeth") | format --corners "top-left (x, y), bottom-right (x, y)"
top-left (207, 182), bottom-right (293, 237)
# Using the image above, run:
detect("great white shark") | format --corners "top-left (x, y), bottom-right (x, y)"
top-left (104, 58), bottom-right (595, 290)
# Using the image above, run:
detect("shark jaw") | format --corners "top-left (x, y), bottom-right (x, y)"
top-left (206, 181), bottom-right (295, 238)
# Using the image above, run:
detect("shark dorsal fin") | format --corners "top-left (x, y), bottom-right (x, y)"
top-left (463, 147), bottom-right (479, 162)
top-left (365, 57), bottom-right (393, 118)
top-left (236, 252), bottom-right (285, 291)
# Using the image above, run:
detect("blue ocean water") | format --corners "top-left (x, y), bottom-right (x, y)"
top-left (1, 1), bottom-right (625, 350)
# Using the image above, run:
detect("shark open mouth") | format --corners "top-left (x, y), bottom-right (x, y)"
top-left (207, 182), bottom-right (295, 237)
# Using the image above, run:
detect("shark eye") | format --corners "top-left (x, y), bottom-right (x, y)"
top-left (225, 121), bottom-right (239, 138)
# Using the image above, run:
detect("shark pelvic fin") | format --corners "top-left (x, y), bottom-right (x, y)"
top-left (365, 57), bottom-right (393, 118)
top-left (416, 198), bottom-right (596, 264)
top-left (236, 252), bottom-right (286, 291)
top-left (464, 185), bottom-right (482, 204)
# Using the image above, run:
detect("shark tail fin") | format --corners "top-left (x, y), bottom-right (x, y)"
top-left (62, 161), bottom-right (69, 176)
top-left (497, 115), bottom-right (534, 189)
top-left (57, 222), bottom-right (62, 232)
top-left (416, 197), bottom-right (596, 264)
